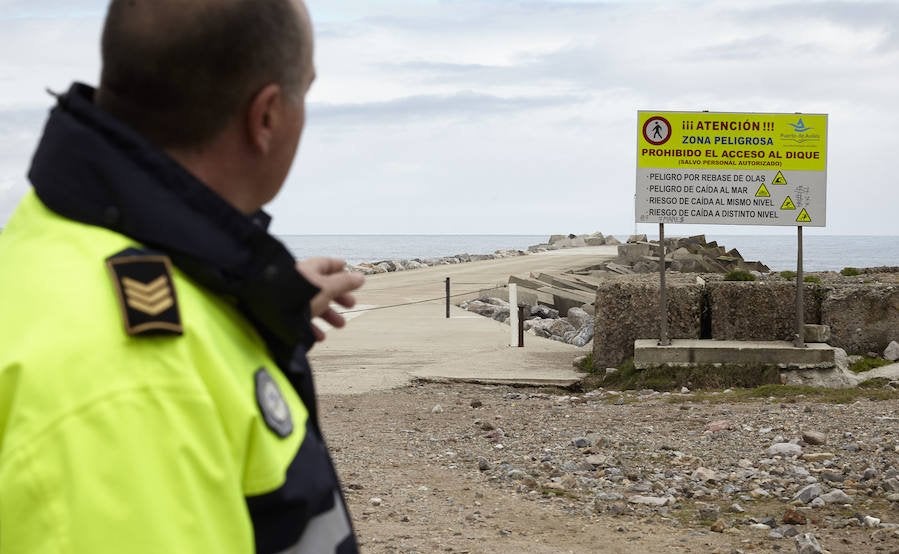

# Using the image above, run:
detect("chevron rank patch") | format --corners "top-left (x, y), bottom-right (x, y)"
top-left (106, 249), bottom-right (183, 336)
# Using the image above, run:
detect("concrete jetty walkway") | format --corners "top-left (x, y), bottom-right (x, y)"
top-left (309, 246), bottom-right (618, 395)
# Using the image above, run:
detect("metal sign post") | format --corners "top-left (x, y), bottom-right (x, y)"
top-left (794, 226), bottom-right (806, 348)
top-left (658, 223), bottom-right (670, 346)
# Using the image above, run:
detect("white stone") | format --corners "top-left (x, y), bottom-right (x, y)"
top-left (864, 516), bottom-right (881, 528)
top-left (767, 443), bottom-right (803, 457)
top-left (820, 489), bottom-right (852, 504)
top-left (627, 495), bottom-right (672, 507)
top-left (884, 341), bottom-right (899, 361)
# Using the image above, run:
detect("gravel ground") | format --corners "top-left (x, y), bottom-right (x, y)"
top-left (321, 382), bottom-right (899, 554)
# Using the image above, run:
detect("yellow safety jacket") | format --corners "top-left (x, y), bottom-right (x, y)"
top-left (0, 84), bottom-right (357, 553)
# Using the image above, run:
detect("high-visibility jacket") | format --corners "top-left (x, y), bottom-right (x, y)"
top-left (0, 84), bottom-right (358, 553)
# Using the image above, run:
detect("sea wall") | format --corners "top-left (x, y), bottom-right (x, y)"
top-left (593, 280), bottom-right (899, 367)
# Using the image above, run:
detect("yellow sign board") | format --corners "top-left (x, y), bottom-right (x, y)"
top-left (636, 111), bottom-right (828, 227)
top-left (638, 112), bottom-right (827, 171)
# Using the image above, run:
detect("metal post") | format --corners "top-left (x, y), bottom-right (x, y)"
top-left (509, 284), bottom-right (519, 347)
top-left (794, 226), bottom-right (806, 348)
top-left (658, 223), bottom-right (670, 346)
top-left (445, 277), bottom-right (450, 319)
top-left (517, 305), bottom-right (526, 348)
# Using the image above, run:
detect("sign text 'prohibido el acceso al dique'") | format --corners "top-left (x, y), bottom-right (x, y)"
top-left (635, 111), bottom-right (828, 227)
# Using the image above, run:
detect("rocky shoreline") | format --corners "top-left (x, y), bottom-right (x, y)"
top-left (346, 232), bottom-right (617, 276)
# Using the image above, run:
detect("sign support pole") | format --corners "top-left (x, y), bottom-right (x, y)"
top-left (509, 284), bottom-right (519, 347)
top-left (793, 226), bottom-right (806, 348)
top-left (658, 223), bottom-right (670, 346)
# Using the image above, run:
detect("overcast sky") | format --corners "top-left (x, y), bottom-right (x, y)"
top-left (1, 0), bottom-right (897, 236)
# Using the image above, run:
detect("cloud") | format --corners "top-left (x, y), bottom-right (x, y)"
top-left (310, 91), bottom-right (588, 124)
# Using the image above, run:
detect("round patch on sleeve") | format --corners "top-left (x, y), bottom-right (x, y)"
top-left (255, 368), bottom-right (293, 438)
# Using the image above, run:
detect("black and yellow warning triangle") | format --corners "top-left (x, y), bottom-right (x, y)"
top-left (796, 208), bottom-right (812, 223)
top-left (755, 183), bottom-right (771, 198)
top-left (772, 171), bottom-right (788, 185)
top-left (780, 196), bottom-right (796, 210)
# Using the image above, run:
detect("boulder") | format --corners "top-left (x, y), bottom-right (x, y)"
top-left (566, 307), bottom-right (592, 330)
top-left (530, 305), bottom-right (560, 320)
top-left (617, 243), bottom-right (652, 262)
top-left (627, 234), bottom-right (648, 243)
top-left (570, 323), bottom-right (594, 347)
top-left (529, 318), bottom-right (576, 342)
top-left (604, 236), bottom-right (622, 245)
top-left (585, 237), bottom-right (606, 246)
top-left (403, 260), bottom-right (427, 270)
top-left (885, 340), bottom-right (899, 361)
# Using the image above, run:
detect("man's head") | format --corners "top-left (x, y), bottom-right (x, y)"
top-left (96, 0), bottom-right (315, 213)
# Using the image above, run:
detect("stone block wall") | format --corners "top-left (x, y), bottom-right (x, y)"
top-left (593, 280), bottom-right (898, 368)
top-left (708, 282), bottom-right (820, 342)
top-left (593, 281), bottom-right (703, 368)
top-left (821, 284), bottom-right (899, 355)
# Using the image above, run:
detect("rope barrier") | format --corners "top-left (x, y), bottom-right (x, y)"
top-left (339, 284), bottom-right (508, 315)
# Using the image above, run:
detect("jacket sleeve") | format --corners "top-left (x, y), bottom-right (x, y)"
top-left (0, 385), bottom-right (256, 554)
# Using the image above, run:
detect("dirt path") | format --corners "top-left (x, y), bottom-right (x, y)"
top-left (319, 382), bottom-right (899, 553)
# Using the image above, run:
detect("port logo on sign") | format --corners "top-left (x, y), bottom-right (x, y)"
top-left (642, 116), bottom-right (671, 146)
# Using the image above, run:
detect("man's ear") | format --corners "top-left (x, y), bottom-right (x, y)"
top-left (246, 83), bottom-right (283, 154)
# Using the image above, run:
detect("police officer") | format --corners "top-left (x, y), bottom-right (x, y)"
top-left (0, 1), bottom-right (363, 552)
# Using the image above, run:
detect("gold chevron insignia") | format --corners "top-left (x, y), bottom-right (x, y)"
top-left (123, 275), bottom-right (174, 316)
top-left (106, 250), bottom-right (183, 337)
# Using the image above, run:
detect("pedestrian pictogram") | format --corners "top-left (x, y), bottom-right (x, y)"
top-left (642, 116), bottom-right (672, 146)
top-left (796, 208), bottom-right (812, 223)
top-left (755, 183), bottom-right (771, 198)
top-left (780, 196), bottom-right (796, 210)
top-left (772, 171), bottom-right (788, 185)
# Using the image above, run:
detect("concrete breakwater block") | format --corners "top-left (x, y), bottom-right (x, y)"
top-left (593, 281), bottom-right (703, 368)
top-left (708, 282), bottom-right (820, 342)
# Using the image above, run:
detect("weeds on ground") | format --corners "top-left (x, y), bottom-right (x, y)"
top-left (576, 351), bottom-right (595, 372)
top-left (724, 270), bottom-right (756, 282)
top-left (849, 356), bottom-right (892, 373)
top-left (779, 270), bottom-right (797, 280)
top-left (577, 358), bottom-right (899, 404)
top-left (581, 359), bottom-right (780, 392)
top-left (840, 267), bottom-right (861, 277)
top-left (664, 384), bottom-right (899, 404)
top-left (803, 275), bottom-right (821, 284)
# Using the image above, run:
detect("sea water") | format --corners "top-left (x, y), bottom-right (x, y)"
top-left (279, 234), bottom-right (899, 272)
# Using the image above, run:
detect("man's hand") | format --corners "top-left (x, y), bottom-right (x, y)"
top-left (296, 258), bottom-right (365, 341)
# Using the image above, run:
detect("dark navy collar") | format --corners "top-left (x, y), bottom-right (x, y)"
top-left (29, 82), bottom-right (318, 354)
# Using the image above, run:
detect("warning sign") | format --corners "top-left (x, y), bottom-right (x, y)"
top-left (635, 111), bottom-right (827, 227)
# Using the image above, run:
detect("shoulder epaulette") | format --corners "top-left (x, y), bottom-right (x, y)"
top-left (105, 248), bottom-right (183, 336)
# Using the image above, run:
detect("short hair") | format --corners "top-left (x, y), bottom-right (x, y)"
top-left (97, 0), bottom-right (308, 149)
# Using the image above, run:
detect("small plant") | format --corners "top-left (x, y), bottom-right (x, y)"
top-left (849, 356), bottom-right (891, 373)
top-left (576, 352), bottom-right (596, 372)
top-left (780, 270), bottom-right (797, 280)
top-left (840, 267), bottom-right (861, 277)
top-left (803, 275), bottom-right (821, 284)
top-left (724, 270), bottom-right (756, 282)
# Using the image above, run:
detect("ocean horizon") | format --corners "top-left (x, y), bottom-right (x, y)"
top-left (279, 234), bottom-right (899, 273)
